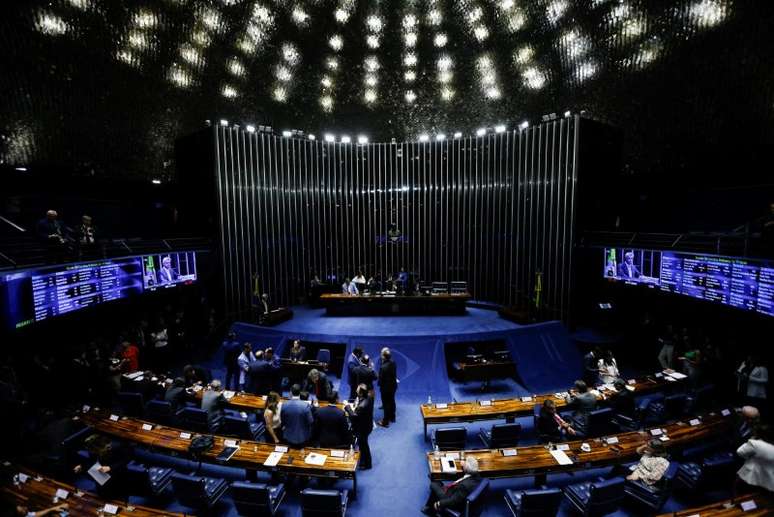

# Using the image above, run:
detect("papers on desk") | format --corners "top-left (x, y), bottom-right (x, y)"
top-left (109, 414), bottom-right (119, 422)
top-left (654, 372), bottom-right (663, 378)
top-left (667, 371), bottom-right (687, 380)
top-left (141, 424), bottom-right (153, 431)
top-left (224, 439), bottom-right (239, 448)
top-left (689, 418), bottom-right (701, 426)
top-left (435, 403), bottom-right (448, 409)
top-left (441, 456), bottom-right (457, 473)
top-left (88, 462), bottom-right (111, 486)
top-left (192, 385), bottom-right (203, 392)
top-left (304, 453), bottom-right (327, 466)
top-left (445, 452), bottom-right (460, 460)
top-left (589, 390), bottom-right (601, 397)
top-left (223, 391), bottom-right (235, 400)
top-left (549, 449), bottom-right (574, 465)
top-left (479, 400), bottom-right (492, 406)
top-left (650, 428), bottom-right (663, 436)
top-left (520, 396), bottom-right (532, 402)
top-left (555, 444), bottom-right (570, 451)
top-left (627, 379), bottom-right (636, 385)
top-left (82, 405), bottom-right (91, 413)
top-left (659, 436), bottom-right (670, 442)
top-left (125, 371), bottom-right (144, 380)
top-left (180, 432), bottom-right (191, 439)
top-left (330, 450), bottom-right (345, 458)
top-left (102, 504), bottom-right (119, 515)
top-left (665, 376), bottom-right (676, 382)
top-left (501, 449), bottom-right (518, 457)
top-left (740, 500), bottom-right (758, 511)
top-left (602, 383), bottom-right (616, 391)
top-left (274, 445), bottom-right (289, 453)
top-left (55, 488), bottom-right (69, 500)
top-left (264, 452), bottom-right (283, 467)
top-left (721, 409), bottom-right (731, 416)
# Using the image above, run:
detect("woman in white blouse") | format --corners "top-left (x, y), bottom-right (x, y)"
top-left (736, 425), bottom-right (774, 493)
top-left (597, 349), bottom-right (620, 385)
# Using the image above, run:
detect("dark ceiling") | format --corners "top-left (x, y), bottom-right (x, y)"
top-left (1, 0), bottom-right (773, 193)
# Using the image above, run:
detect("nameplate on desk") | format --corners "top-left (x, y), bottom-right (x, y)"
top-left (654, 372), bottom-right (663, 378)
top-left (555, 444), bottom-right (570, 451)
top-left (82, 405), bottom-right (91, 413)
top-left (102, 504), bottom-right (119, 515)
top-left (224, 439), bottom-right (239, 448)
top-left (55, 488), bottom-right (69, 500)
top-left (721, 409), bottom-right (731, 416)
top-left (435, 403), bottom-right (448, 409)
top-left (330, 450), bottom-right (345, 458)
top-left (740, 500), bottom-right (757, 511)
top-left (689, 418), bottom-right (701, 426)
top-left (659, 436), bottom-right (670, 442)
top-left (501, 449), bottom-right (517, 457)
top-left (264, 452), bottom-right (283, 467)
top-left (520, 397), bottom-right (532, 402)
top-left (605, 436), bottom-right (619, 445)
top-left (274, 445), bottom-right (289, 453)
top-left (262, 395), bottom-right (268, 401)
top-left (141, 424), bottom-right (153, 431)
top-left (549, 449), bottom-right (573, 465)
top-left (109, 414), bottom-right (120, 422)
top-left (479, 400), bottom-right (492, 406)
top-left (650, 428), bottom-right (663, 436)
top-left (223, 391), bottom-right (235, 400)
top-left (444, 452), bottom-right (460, 460)
top-left (179, 432), bottom-right (191, 439)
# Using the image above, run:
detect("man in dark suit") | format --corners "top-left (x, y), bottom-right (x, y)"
top-left (353, 355), bottom-right (377, 391)
top-left (263, 347), bottom-right (282, 393)
top-left (157, 256), bottom-right (179, 284)
top-left (617, 251), bottom-right (641, 279)
top-left (345, 384), bottom-right (374, 470)
top-left (306, 368), bottom-right (334, 401)
top-left (281, 384), bottom-right (314, 447)
top-left (164, 377), bottom-right (186, 411)
top-left (248, 351), bottom-right (271, 394)
top-left (315, 395), bottom-right (352, 448)
top-left (422, 457), bottom-right (482, 515)
top-left (36, 210), bottom-right (67, 263)
top-left (346, 347), bottom-right (364, 400)
top-left (611, 379), bottom-right (635, 418)
top-left (222, 332), bottom-right (241, 391)
top-left (565, 380), bottom-right (598, 432)
top-left (377, 347), bottom-right (398, 427)
top-left (200, 380), bottom-right (227, 426)
top-left (583, 348), bottom-right (600, 387)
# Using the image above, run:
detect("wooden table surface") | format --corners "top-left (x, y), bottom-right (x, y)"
top-left (1, 466), bottom-right (183, 516)
top-left (426, 409), bottom-right (732, 480)
top-left (657, 493), bottom-right (774, 516)
top-left (419, 370), bottom-right (683, 437)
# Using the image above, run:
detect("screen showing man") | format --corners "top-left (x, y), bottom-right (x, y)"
top-left (618, 251), bottom-right (641, 279)
top-left (158, 255), bottom-right (178, 285)
top-left (142, 252), bottom-right (197, 290)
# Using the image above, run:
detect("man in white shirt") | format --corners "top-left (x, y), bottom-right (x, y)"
top-left (237, 343), bottom-right (255, 392)
top-left (736, 425), bottom-right (774, 493)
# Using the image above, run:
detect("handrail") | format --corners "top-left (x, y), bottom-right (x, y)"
top-left (0, 215), bottom-right (26, 232)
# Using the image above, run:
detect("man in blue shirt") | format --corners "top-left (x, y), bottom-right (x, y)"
top-left (280, 384), bottom-right (314, 447)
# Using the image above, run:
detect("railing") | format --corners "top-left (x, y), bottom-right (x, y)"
top-left (580, 230), bottom-right (759, 257)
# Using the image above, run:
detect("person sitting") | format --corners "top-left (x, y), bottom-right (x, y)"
top-left (627, 440), bottom-right (670, 485)
top-left (352, 271), bottom-right (367, 291)
top-left (263, 391), bottom-right (283, 444)
top-left (289, 340), bottom-right (306, 362)
top-left (280, 384), bottom-right (314, 447)
top-left (341, 278), bottom-right (352, 294)
top-left (164, 377), bottom-right (186, 411)
top-left (565, 380), bottom-right (598, 431)
top-left (201, 380), bottom-right (227, 426)
top-left (422, 457), bottom-right (482, 516)
top-left (306, 369), bottom-right (333, 401)
top-left (73, 434), bottom-right (130, 497)
top-left (597, 349), bottom-right (620, 385)
top-left (183, 364), bottom-right (209, 387)
top-left (316, 393), bottom-right (351, 448)
top-left (736, 424), bottom-right (774, 493)
top-left (611, 379), bottom-right (636, 418)
top-left (537, 399), bottom-right (576, 442)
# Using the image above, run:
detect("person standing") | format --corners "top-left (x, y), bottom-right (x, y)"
top-left (735, 424), bottom-right (774, 494)
top-left (345, 384), bottom-right (374, 470)
top-left (346, 347), bottom-right (363, 400)
top-left (222, 332), bottom-right (241, 391)
top-left (583, 348), bottom-right (600, 387)
top-left (281, 384), bottom-right (314, 448)
top-left (263, 391), bottom-right (283, 444)
top-left (237, 343), bottom-right (255, 392)
top-left (377, 347), bottom-right (398, 427)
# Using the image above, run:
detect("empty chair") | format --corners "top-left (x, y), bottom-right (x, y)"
top-left (316, 349), bottom-right (332, 365)
top-left (177, 406), bottom-right (222, 433)
top-left (432, 427), bottom-right (467, 451)
top-left (125, 461), bottom-right (173, 498)
top-left (145, 400), bottom-right (175, 425)
top-left (576, 407), bottom-right (615, 437)
top-left (300, 488), bottom-right (349, 517)
top-left (171, 472), bottom-right (229, 510)
top-left (675, 451), bottom-right (736, 491)
top-left (563, 476), bottom-right (625, 516)
top-left (230, 481), bottom-right (286, 516)
top-left (222, 414), bottom-right (265, 441)
top-left (612, 399), bottom-right (650, 432)
top-left (648, 393), bottom-right (687, 422)
top-left (442, 478), bottom-right (489, 517)
top-left (504, 486), bottom-right (562, 516)
top-left (479, 423), bottom-right (521, 448)
top-left (686, 385), bottom-right (715, 413)
top-left (60, 424), bottom-right (92, 467)
top-left (118, 391), bottom-right (145, 417)
top-left (624, 461), bottom-right (679, 513)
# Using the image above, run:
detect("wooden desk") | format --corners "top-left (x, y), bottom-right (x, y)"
top-left (426, 411), bottom-right (732, 482)
top-left (1, 466), bottom-right (182, 516)
top-left (79, 409), bottom-right (360, 497)
top-left (452, 360), bottom-right (518, 383)
top-left (657, 493), bottom-right (774, 516)
top-left (280, 358), bottom-right (328, 380)
top-left (419, 371), bottom-right (682, 438)
top-left (320, 293), bottom-right (471, 315)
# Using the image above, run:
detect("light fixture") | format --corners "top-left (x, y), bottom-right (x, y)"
top-left (357, 135), bottom-right (369, 144)
top-left (418, 134), bottom-right (429, 142)
top-left (246, 125), bottom-right (256, 133)
top-left (282, 130), bottom-right (292, 137)
top-left (476, 127), bottom-right (487, 137)
top-left (453, 132), bottom-right (463, 139)
top-left (436, 133), bottom-right (446, 141)
top-left (308, 134), bottom-right (316, 140)
top-left (564, 110), bottom-right (572, 118)
top-left (494, 124), bottom-right (506, 133)
top-left (341, 135), bottom-right (351, 144)
top-left (519, 120), bottom-right (530, 130)
top-left (151, 179), bottom-right (162, 184)
top-left (15, 167), bottom-right (28, 172)
top-left (324, 133), bottom-right (335, 142)
top-left (219, 119), bottom-right (229, 126)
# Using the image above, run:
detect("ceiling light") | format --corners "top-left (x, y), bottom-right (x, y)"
top-left (405, 90), bottom-right (416, 103)
top-left (476, 127), bottom-right (487, 136)
top-left (308, 134), bottom-right (316, 140)
top-left (357, 135), bottom-right (369, 144)
top-left (453, 132), bottom-right (463, 139)
top-left (324, 133), bottom-right (335, 142)
top-left (364, 89), bottom-right (377, 103)
top-left (418, 134), bottom-right (429, 142)
top-left (246, 125), bottom-right (256, 133)
top-left (494, 124), bottom-right (506, 133)
top-left (519, 120), bottom-right (530, 130)
top-left (366, 35), bottom-right (379, 48)
top-left (282, 130), bottom-right (292, 137)
top-left (564, 110), bottom-right (572, 118)
top-left (341, 135), bottom-right (351, 144)
top-left (404, 70), bottom-right (416, 82)
top-left (434, 34), bottom-right (448, 47)
top-left (436, 133), bottom-right (446, 141)
top-left (366, 15), bottom-right (383, 32)
top-left (329, 35), bottom-right (343, 50)
top-left (220, 119), bottom-right (229, 126)
top-left (151, 179), bottom-right (162, 184)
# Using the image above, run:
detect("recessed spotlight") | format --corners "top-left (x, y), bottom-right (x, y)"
top-left (519, 120), bottom-right (530, 130)
top-left (564, 110), bottom-right (572, 118)
top-left (436, 133), bottom-right (446, 141)
top-left (341, 135), bottom-right (351, 144)
top-left (151, 179), bottom-right (162, 184)
top-left (15, 167), bottom-right (28, 172)
top-left (494, 124), bottom-right (506, 133)
top-left (246, 125), bottom-right (256, 133)
top-left (219, 119), bottom-right (229, 126)
top-left (308, 134), bottom-right (316, 140)
top-left (357, 135), bottom-right (369, 144)
top-left (418, 134), bottom-right (429, 142)
top-left (476, 127), bottom-right (487, 137)
top-left (324, 133), bottom-right (335, 142)
top-left (453, 132), bottom-right (463, 139)
top-left (282, 130), bottom-right (292, 137)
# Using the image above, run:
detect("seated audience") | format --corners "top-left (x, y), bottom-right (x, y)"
top-left (627, 440), bottom-right (670, 485)
top-left (281, 384), bottom-right (314, 447)
top-left (316, 394), bottom-right (351, 448)
top-left (736, 424), bottom-right (774, 493)
top-left (201, 379), bottom-right (227, 425)
top-left (611, 379), bottom-right (635, 417)
top-left (263, 391), bottom-right (282, 444)
top-left (288, 339), bottom-right (306, 362)
top-left (537, 399), bottom-right (576, 441)
top-left (164, 377), bottom-right (186, 411)
top-left (237, 343), bottom-right (255, 391)
top-left (345, 384), bottom-right (374, 470)
top-left (565, 380), bottom-right (597, 430)
top-left (306, 368), bottom-right (333, 401)
top-left (422, 457), bottom-right (481, 516)
top-left (597, 349), bottom-right (619, 385)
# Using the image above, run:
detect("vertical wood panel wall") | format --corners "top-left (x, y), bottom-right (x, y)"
top-left (214, 117), bottom-right (579, 321)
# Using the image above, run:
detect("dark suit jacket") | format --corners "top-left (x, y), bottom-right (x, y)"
top-left (223, 340), bottom-right (242, 369)
top-left (566, 391), bottom-right (598, 427)
top-left (353, 363), bottom-right (377, 390)
top-left (158, 267), bottom-right (179, 284)
top-left (536, 410), bottom-right (563, 441)
top-left (612, 391), bottom-right (636, 417)
top-left (249, 359), bottom-right (277, 394)
top-left (346, 354), bottom-right (360, 387)
top-left (201, 390), bottom-right (227, 424)
top-left (378, 358), bottom-right (398, 392)
top-left (289, 346), bottom-right (307, 362)
top-left (617, 262), bottom-right (641, 279)
top-left (438, 474), bottom-right (481, 510)
top-left (315, 405), bottom-right (351, 448)
top-left (305, 372), bottom-right (334, 401)
top-left (345, 395), bottom-right (374, 436)
top-left (164, 386), bottom-right (186, 411)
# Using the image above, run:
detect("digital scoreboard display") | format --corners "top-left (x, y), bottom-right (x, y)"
top-left (1, 251), bottom-right (198, 330)
top-left (604, 248), bottom-right (774, 317)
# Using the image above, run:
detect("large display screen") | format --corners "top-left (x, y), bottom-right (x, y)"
top-left (1, 251), bottom-right (198, 330)
top-left (604, 247), bottom-right (774, 317)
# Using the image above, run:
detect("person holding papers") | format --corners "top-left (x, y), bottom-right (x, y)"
top-left (422, 457), bottom-right (481, 516)
top-left (74, 434), bottom-right (130, 496)
top-left (626, 440), bottom-right (670, 485)
top-left (345, 384), bottom-right (374, 470)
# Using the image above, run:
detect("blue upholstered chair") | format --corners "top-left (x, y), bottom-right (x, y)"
top-left (176, 406), bottom-right (222, 433)
top-left (686, 384), bottom-right (715, 413)
top-left (145, 400), bottom-right (175, 426)
top-left (432, 427), bottom-right (467, 451)
top-left (563, 476), bottom-right (625, 516)
top-left (222, 414), bottom-right (266, 441)
top-left (624, 461), bottom-right (679, 513)
top-left (504, 486), bottom-right (562, 516)
top-left (316, 349), bottom-right (332, 365)
top-left (573, 407), bottom-right (615, 437)
top-left (125, 461), bottom-right (173, 498)
top-left (675, 451), bottom-right (736, 491)
top-left (648, 393), bottom-right (688, 423)
top-left (442, 478), bottom-right (489, 517)
top-left (611, 398), bottom-right (651, 432)
top-left (300, 488), bottom-right (349, 517)
top-left (230, 481), bottom-right (286, 516)
top-left (171, 472), bottom-right (229, 510)
top-left (118, 391), bottom-right (145, 417)
top-left (479, 423), bottom-right (521, 448)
